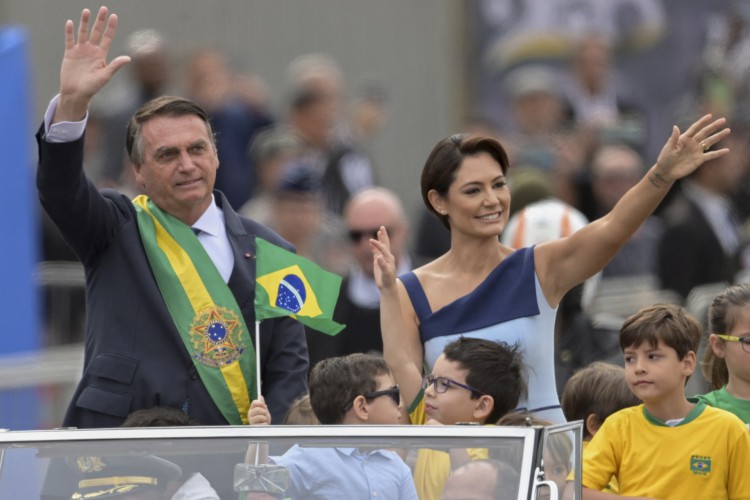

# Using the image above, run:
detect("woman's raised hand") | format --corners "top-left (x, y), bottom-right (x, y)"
top-left (370, 226), bottom-right (397, 291)
top-left (653, 114), bottom-right (731, 185)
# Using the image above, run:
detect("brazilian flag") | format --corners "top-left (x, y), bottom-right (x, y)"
top-left (254, 237), bottom-right (345, 335)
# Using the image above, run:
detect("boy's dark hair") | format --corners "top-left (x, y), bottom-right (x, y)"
top-left (619, 304), bottom-right (701, 360)
top-left (561, 362), bottom-right (640, 439)
top-left (308, 353), bottom-right (391, 424)
top-left (443, 337), bottom-right (527, 424)
top-left (122, 406), bottom-right (199, 427)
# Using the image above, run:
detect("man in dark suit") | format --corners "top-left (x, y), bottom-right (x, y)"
top-left (36, 7), bottom-right (308, 427)
top-left (657, 135), bottom-right (744, 301)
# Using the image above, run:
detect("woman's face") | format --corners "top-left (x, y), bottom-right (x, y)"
top-left (432, 152), bottom-right (510, 238)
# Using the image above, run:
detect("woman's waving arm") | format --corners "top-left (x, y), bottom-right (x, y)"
top-left (372, 227), bottom-right (425, 409)
top-left (535, 114), bottom-right (730, 306)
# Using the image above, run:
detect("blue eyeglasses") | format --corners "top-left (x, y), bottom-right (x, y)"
top-left (423, 374), bottom-right (484, 396)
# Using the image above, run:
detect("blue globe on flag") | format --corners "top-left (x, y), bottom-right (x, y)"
top-left (276, 274), bottom-right (307, 313)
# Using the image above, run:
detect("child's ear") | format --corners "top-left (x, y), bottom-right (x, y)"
top-left (585, 414), bottom-right (602, 438)
top-left (350, 395), bottom-right (369, 422)
top-left (682, 350), bottom-right (697, 376)
top-left (708, 334), bottom-right (727, 358)
top-left (472, 395), bottom-right (494, 422)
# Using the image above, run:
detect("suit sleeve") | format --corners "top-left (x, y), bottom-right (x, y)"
top-left (35, 126), bottom-right (129, 266)
top-left (657, 221), bottom-right (697, 300)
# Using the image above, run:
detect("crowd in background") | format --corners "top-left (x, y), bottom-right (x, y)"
top-left (37, 3), bottom-right (750, 397)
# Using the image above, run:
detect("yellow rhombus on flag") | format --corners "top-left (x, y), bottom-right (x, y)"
top-left (254, 237), bottom-right (345, 335)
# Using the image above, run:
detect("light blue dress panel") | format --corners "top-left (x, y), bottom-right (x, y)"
top-left (400, 247), bottom-right (565, 424)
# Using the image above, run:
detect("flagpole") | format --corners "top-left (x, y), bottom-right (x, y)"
top-left (255, 320), bottom-right (262, 402)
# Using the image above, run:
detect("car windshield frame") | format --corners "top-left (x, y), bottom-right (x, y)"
top-left (0, 422), bottom-right (582, 499)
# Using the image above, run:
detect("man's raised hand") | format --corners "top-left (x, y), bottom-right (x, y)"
top-left (55, 6), bottom-right (131, 123)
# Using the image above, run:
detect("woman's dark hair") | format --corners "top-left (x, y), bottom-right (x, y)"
top-left (420, 134), bottom-right (510, 229)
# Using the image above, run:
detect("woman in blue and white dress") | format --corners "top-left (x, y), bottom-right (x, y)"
top-left (374, 117), bottom-right (730, 424)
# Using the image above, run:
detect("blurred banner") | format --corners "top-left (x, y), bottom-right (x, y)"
top-left (0, 26), bottom-right (41, 429)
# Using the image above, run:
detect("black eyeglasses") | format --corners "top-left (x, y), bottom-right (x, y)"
top-left (344, 386), bottom-right (400, 411)
top-left (715, 334), bottom-right (750, 353)
top-left (364, 386), bottom-right (400, 405)
top-left (347, 227), bottom-right (390, 243)
top-left (423, 374), bottom-right (484, 396)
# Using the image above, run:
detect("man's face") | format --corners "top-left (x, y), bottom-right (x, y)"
top-left (591, 150), bottom-right (642, 212)
top-left (134, 114), bottom-right (219, 225)
top-left (345, 200), bottom-right (404, 277)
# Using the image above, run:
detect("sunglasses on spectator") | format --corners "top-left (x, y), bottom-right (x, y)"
top-left (715, 334), bottom-right (750, 353)
top-left (347, 227), bottom-right (391, 243)
top-left (344, 386), bottom-right (400, 411)
top-left (423, 374), bottom-right (484, 396)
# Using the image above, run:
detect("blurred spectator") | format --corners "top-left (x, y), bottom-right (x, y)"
top-left (258, 164), bottom-right (349, 276)
top-left (440, 460), bottom-right (519, 500)
top-left (91, 29), bottom-right (174, 189)
top-left (274, 54), bottom-right (376, 215)
top-left (121, 406), bottom-right (220, 499)
top-left (185, 48), bottom-right (274, 209)
top-left (499, 65), bottom-right (586, 208)
top-left (343, 78), bottom-right (389, 146)
top-left (587, 143), bottom-right (663, 278)
top-left (502, 198), bottom-right (588, 251)
top-left (282, 394), bottom-right (320, 425)
top-left (306, 188), bottom-right (410, 367)
top-left (240, 130), bottom-right (299, 223)
top-left (658, 134), bottom-right (744, 300)
top-left (563, 34), bottom-right (646, 154)
top-left (507, 166), bottom-right (555, 218)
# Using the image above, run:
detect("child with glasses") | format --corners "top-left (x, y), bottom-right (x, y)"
top-left (381, 333), bottom-right (526, 500)
top-left (244, 353), bottom-right (418, 499)
top-left (695, 283), bottom-right (750, 425)
top-left (581, 304), bottom-right (750, 499)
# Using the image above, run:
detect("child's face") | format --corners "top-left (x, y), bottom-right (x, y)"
top-left (365, 373), bottom-right (403, 425)
top-left (713, 305), bottom-right (750, 385)
top-left (623, 340), bottom-right (695, 404)
top-left (424, 354), bottom-right (484, 425)
top-left (542, 448), bottom-right (570, 497)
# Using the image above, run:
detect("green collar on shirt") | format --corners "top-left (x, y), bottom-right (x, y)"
top-left (643, 400), bottom-right (706, 427)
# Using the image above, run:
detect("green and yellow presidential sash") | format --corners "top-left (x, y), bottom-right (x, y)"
top-left (133, 195), bottom-right (255, 424)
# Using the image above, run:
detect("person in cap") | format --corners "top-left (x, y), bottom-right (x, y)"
top-left (68, 454), bottom-right (181, 500)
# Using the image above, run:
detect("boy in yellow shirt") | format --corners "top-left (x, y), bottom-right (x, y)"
top-left (582, 304), bottom-right (750, 499)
